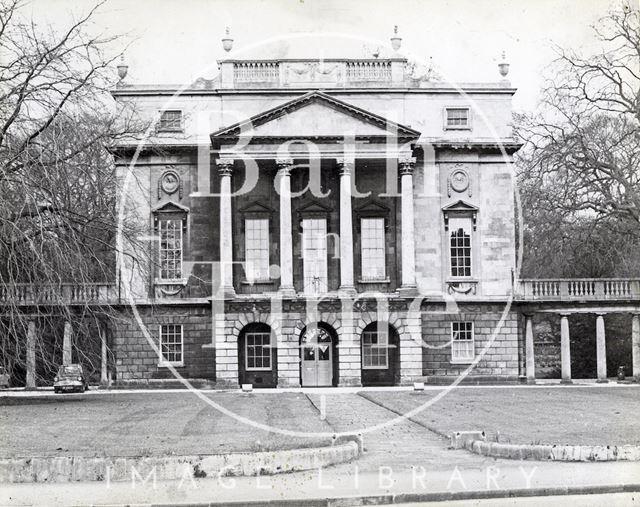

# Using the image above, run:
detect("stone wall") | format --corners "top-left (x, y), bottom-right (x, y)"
top-left (421, 303), bottom-right (520, 379)
top-left (111, 300), bottom-right (523, 386)
top-left (112, 305), bottom-right (215, 383)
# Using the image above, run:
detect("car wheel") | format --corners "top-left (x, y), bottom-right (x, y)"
top-left (54, 388), bottom-right (60, 394)
top-left (79, 386), bottom-right (85, 393)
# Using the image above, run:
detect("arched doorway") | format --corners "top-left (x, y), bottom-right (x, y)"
top-left (299, 323), bottom-right (338, 387)
top-left (361, 322), bottom-right (400, 386)
top-left (238, 323), bottom-right (278, 388)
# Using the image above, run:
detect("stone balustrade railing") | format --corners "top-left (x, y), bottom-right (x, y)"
top-left (0, 283), bottom-right (117, 305)
top-left (3, 279), bottom-right (639, 305)
top-left (516, 279), bottom-right (640, 301)
top-left (220, 58), bottom-right (404, 89)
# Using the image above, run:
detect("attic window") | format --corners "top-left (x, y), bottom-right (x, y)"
top-left (158, 110), bottom-right (182, 132)
top-left (445, 108), bottom-right (471, 130)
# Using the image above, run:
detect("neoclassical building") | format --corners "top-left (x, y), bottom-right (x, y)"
top-left (110, 33), bottom-right (523, 388)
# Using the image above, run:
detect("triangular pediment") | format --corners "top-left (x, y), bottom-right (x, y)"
top-left (298, 199), bottom-right (332, 214)
top-left (211, 91), bottom-right (420, 142)
top-left (356, 199), bottom-right (390, 216)
top-left (442, 200), bottom-right (478, 213)
top-left (152, 201), bottom-right (190, 213)
top-left (239, 201), bottom-right (274, 214)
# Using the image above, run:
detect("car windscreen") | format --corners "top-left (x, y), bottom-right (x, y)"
top-left (59, 366), bottom-right (82, 375)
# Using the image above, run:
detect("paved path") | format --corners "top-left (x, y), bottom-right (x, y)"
top-left (305, 392), bottom-right (493, 471)
top-left (1, 461), bottom-right (638, 505)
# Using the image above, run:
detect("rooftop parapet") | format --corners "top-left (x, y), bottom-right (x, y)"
top-left (216, 57), bottom-right (408, 89)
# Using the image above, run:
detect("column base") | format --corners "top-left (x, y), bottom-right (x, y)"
top-left (338, 286), bottom-right (357, 297)
top-left (278, 286), bottom-right (296, 297)
top-left (596, 378), bottom-right (609, 383)
top-left (560, 378), bottom-right (573, 385)
top-left (526, 378), bottom-right (536, 385)
top-left (397, 285), bottom-right (419, 297)
top-left (221, 286), bottom-right (236, 299)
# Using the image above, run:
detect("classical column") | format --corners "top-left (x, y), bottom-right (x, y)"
top-left (217, 159), bottom-right (235, 298)
top-left (276, 158), bottom-right (295, 296)
top-left (337, 157), bottom-right (356, 295)
top-left (596, 313), bottom-right (607, 383)
top-left (560, 313), bottom-right (572, 384)
top-left (100, 322), bottom-right (108, 386)
top-left (632, 314), bottom-right (640, 379)
top-left (399, 156), bottom-right (417, 293)
top-left (26, 320), bottom-right (36, 390)
top-left (524, 314), bottom-right (536, 384)
top-left (62, 321), bottom-right (73, 365)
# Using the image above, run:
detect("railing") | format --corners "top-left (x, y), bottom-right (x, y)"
top-left (226, 58), bottom-right (400, 88)
top-left (345, 61), bottom-right (392, 81)
top-left (233, 61), bottom-right (280, 83)
top-left (0, 283), bottom-right (117, 305)
top-left (516, 279), bottom-right (640, 301)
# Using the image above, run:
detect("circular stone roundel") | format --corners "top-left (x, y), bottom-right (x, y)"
top-left (161, 170), bottom-right (180, 195)
top-left (450, 168), bottom-right (469, 193)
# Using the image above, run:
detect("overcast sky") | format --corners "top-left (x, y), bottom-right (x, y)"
top-left (31, 0), bottom-right (613, 111)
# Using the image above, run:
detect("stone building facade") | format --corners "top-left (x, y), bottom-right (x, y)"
top-left (110, 36), bottom-right (522, 387)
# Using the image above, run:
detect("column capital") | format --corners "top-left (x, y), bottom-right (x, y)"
top-left (216, 158), bottom-right (234, 177)
top-left (276, 157), bottom-right (294, 172)
top-left (336, 157), bottom-right (355, 176)
top-left (399, 156), bottom-right (416, 175)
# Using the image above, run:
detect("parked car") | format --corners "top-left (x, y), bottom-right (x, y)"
top-left (53, 364), bottom-right (88, 393)
top-left (0, 367), bottom-right (9, 389)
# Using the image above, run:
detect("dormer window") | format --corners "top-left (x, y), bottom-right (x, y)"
top-left (158, 110), bottom-right (182, 132)
top-left (444, 107), bottom-right (471, 130)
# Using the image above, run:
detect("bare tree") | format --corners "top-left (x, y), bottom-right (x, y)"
top-left (0, 0), bottom-right (148, 384)
top-left (517, 3), bottom-right (640, 232)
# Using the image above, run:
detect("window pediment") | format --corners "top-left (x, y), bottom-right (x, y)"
top-left (443, 200), bottom-right (478, 231)
top-left (355, 199), bottom-right (390, 218)
top-left (239, 200), bottom-right (274, 217)
top-left (297, 199), bottom-right (332, 215)
top-left (152, 201), bottom-right (190, 214)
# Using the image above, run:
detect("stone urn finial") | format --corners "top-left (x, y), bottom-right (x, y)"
top-left (498, 51), bottom-right (510, 78)
top-left (390, 25), bottom-right (402, 51)
top-left (117, 55), bottom-right (128, 81)
top-left (222, 26), bottom-right (234, 52)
